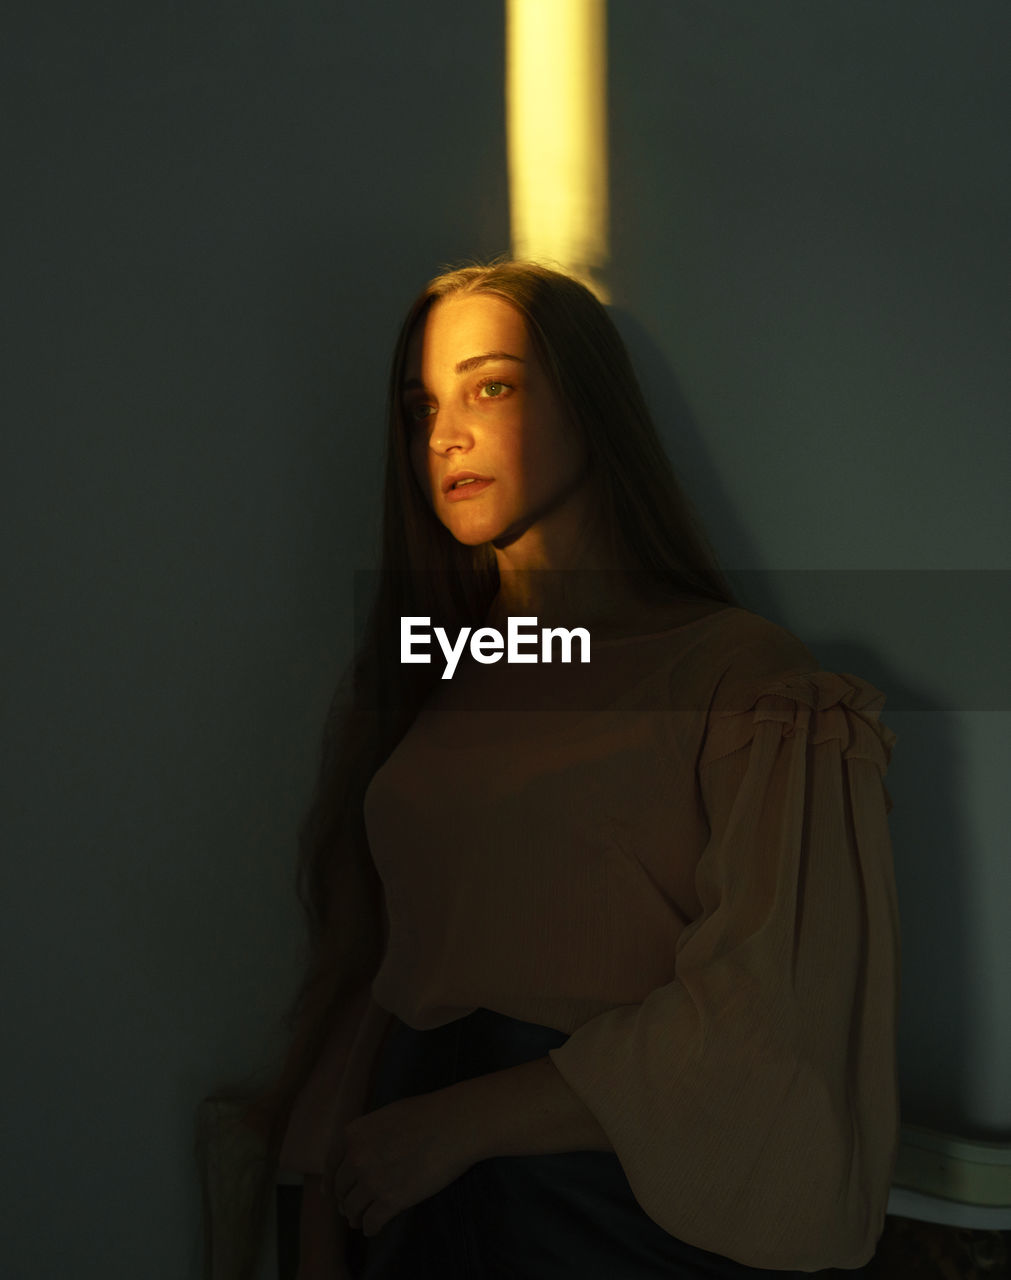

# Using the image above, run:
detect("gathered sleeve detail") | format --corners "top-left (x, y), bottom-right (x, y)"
top-left (700, 669), bottom-right (897, 814)
top-left (547, 669), bottom-right (901, 1271)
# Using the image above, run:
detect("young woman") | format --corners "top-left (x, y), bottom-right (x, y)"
top-left (246, 259), bottom-right (900, 1279)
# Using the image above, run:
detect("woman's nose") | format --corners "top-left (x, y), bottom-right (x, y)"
top-left (430, 407), bottom-right (473, 453)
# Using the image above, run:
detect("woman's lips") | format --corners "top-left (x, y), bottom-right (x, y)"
top-left (444, 479), bottom-right (494, 502)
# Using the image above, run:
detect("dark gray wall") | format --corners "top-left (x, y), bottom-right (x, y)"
top-left (3, 4), bottom-right (507, 1277)
top-left (3, 2), bottom-right (1009, 1275)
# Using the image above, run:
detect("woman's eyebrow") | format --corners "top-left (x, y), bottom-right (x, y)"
top-left (402, 352), bottom-right (524, 391)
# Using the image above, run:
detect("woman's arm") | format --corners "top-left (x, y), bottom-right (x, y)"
top-left (328, 1049), bottom-right (613, 1239)
top-left (435, 1053), bottom-right (613, 1163)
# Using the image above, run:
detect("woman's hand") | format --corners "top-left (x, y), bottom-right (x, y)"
top-left (326, 1088), bottom-right (478, 1238)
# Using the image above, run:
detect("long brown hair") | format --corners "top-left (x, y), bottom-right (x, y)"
top-left (241, 256), bottom-right (740, 1169)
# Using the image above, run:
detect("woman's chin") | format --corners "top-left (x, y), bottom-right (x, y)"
top-left (447, 528), bottom-right (499, 548)
top-left (440, 514), bottom-right (509, 547)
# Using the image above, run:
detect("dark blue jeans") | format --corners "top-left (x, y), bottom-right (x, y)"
top-left (344, 1006), bottom-right (863, 1279)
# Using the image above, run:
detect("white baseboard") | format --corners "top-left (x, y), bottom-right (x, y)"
top-left (888, 1123), bottom-right (1011, 1229)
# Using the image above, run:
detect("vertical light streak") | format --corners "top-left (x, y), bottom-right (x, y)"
top-left (506, 0), bottom-right (610, 302)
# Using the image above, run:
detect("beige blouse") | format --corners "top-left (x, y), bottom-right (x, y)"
top-left (281, 603), bottom-right (900, 1273)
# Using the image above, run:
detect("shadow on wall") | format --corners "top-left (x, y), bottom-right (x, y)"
top-left (611, 304), bottom-right (996, 1153)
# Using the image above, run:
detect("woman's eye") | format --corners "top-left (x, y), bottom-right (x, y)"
top-left (405, 380), bottom-right (511, 425)
top-left (478, 380), bottom-right (510, 399)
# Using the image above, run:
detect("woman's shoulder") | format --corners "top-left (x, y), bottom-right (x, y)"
top-left (702, 606), bottom-right (823, 702)
top-left (590, 593), bottom-right (804, 649)
top-left (574, 591), bottom-right (819, 685)
top-left (629, 596), bottom-right (820, 683)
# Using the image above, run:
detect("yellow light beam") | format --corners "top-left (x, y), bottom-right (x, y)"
top-left (506, 0), bottom-right (610, 302)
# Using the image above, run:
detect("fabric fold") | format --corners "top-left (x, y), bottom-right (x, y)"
top-left (546, 669), bottom-right (901, 1271)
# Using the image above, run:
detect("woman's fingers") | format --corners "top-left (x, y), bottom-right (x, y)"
top-left (340, 1184), bottom-right (367, 1229)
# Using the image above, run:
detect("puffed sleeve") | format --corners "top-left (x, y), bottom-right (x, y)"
top-left (547, 668), bottom-right (900, 1272)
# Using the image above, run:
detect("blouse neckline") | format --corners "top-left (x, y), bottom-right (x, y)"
top-left (590, 603), bottom-right (735, 648)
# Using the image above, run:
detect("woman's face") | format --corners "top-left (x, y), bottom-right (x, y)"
top-left (402, 292), bottom-right (591, 550)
